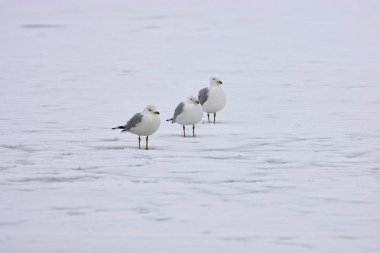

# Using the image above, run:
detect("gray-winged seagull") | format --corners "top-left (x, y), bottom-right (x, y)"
top-left (167, 96), bottom-right (203, 137)
top-left (198, 76), bottom-right (226, 123)
top-left (112, 105), bottom-right (160, 150)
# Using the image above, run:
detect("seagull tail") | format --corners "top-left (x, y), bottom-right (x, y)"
top-left (166, 118), bottom-right (174, 123)
top-left (112, 125), bottom-right (125, 130)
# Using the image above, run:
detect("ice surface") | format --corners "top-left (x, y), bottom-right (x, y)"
top-left (0, 0), bottom-right (379, 252)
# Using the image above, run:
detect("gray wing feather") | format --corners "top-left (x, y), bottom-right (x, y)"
top-left (124, 113), bottom-right (143, 131)
top-left (172, 102), bottom-right (185, 122)
top-left (198, 88), bottom-right (209, 105)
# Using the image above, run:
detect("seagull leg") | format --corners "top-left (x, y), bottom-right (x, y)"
top-left (138, 136), bottom-right (141, 149)
top-left (207, 113), bottom-right (210, 123)
top-left (193, 125), bottom-right (195, 137)
top-left (214, 113), bottom-right (216, 124)
top-left (146, 136), bottom-right (149, 150)
top-left (183, 125), bottom-right (186, 137)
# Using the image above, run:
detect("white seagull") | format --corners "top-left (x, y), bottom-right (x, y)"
top-left (112, 105), bottom-right (160, 150)
top-left (166, 96), bottom-right (203, 137)
top-left (198, 76), bottom-right (226, 123)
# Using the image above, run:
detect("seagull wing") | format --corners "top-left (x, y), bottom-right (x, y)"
top-left (198, 88), bottom-right (209, 105)
top-left (123, 113), bottom-right (144, 132)
top-left (172, 102), bottom-right (185, 123)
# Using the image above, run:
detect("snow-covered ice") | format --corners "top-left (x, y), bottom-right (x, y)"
top-left (0, 0), bottom-right (379, 252)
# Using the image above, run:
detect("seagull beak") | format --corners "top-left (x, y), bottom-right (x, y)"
top-left (154, 111), bottom-right (160, 115)
top-left (195, 101), bottom-right (200, 104)
top-left (217, 80), bottom-right (223, 84)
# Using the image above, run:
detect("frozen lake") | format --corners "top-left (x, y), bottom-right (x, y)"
top-left (1, 0), bottom-right (379, 252)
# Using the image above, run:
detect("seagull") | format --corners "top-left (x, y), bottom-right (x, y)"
top-left (112, 105), bottom-right (160, 150)
top-left (166, 96), bottom-right (203, 137)
top-left (198, 76), bottom-right (226, 123)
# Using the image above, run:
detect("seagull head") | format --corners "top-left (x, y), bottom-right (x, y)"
top-left (210, 76), bottom-right (223, 86)
top-left (187, 96), bottom-right (200, 104)
top-left (144, 105), bottom-right (160, 115)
